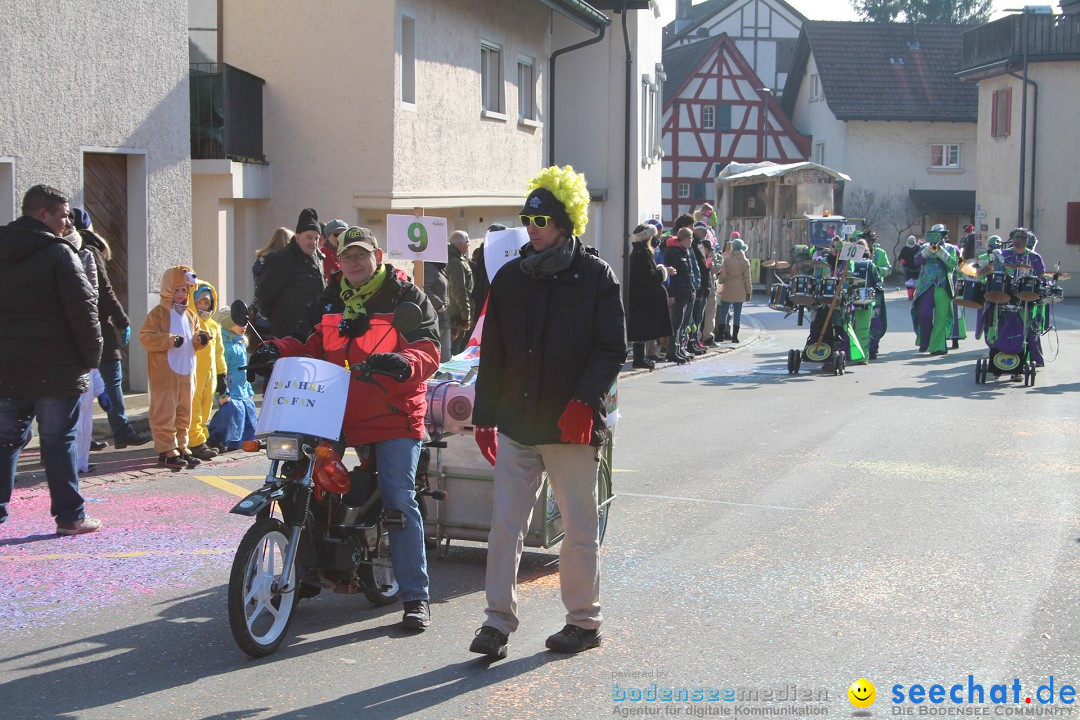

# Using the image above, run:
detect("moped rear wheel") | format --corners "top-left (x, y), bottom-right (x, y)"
top-left (360, 530), bottom-right (400, 607)
top-left (228, 518), bottom-right (299, 657)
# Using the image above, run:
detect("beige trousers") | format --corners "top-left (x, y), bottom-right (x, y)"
top-left (483, 434), bottom-right (602, 635)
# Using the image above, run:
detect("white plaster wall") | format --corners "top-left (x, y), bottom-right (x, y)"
top-left (224, 0), bottom-right (398, 243)
top-left (977, 63), bottom-right (1080, 281)
top-left (392, 0), bottom-right (548, 197)
top-left (790, 54), bottom-right (847, 172)
top-left (845, 120), bottom-right (977, 199)
top-left (0, 0), bottom-right (192, 391)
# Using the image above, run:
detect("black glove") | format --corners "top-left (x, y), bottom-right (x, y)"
top-left (215, 374), bottom-right (227, 395)
top-left (366, 352), bottom-right (411, 383)
top-left (247, 342), bottom-right (280, 378)
top-left (172, 335), bottom-right (184, 348)
top-left (338, 313), bottom-right (371, 338)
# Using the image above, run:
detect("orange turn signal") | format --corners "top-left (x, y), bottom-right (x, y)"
top-left (314, 445), bottom-right (334, 459)
top-left (242, 440), bottom-right (261, 452)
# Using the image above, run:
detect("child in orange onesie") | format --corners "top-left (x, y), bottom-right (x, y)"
top-left (140, 266), bottom-right (209, 468)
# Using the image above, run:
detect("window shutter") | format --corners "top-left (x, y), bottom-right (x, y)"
top-left (1068, 202), bottom-right (1080, 246)
top-left (1005, 87), bottom-right (1012, 137)
top-left (991, 91), bottom-right (999, 138)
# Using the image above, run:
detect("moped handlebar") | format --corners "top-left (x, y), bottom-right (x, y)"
top-left (238, 362), bottom-right (276, 372)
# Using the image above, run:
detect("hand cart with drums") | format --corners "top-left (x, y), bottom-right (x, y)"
top-left (973, 266), bottom-right (1066, 387)
top-left (419, 356), bottom-right (616, 554)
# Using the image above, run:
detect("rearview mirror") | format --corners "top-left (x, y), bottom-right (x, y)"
top-left (230, 299), bottom-right (251, 328)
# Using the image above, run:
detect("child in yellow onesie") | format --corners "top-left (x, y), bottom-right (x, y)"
top-left (140, 266), bottom-right (209, 468)
top-left (187, 281), bottom-right (226, 461)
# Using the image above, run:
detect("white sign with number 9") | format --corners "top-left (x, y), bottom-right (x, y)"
top-left (386, 214), bottom-right (449, 263)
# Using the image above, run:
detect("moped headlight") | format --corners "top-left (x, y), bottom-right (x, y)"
top-left (266, 434), bottom-right (302, 461)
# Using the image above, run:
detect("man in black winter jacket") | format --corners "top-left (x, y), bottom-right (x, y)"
top-left (254, 207), bottom-right (326, 338)
top-left (468, 167), bottom-right (625, 659)
top-left (0, 185), bottom-right (103, 535)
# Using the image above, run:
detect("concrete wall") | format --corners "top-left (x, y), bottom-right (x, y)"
top-left (225, 0), bottom-right (548, 252)
top-left (0, 0), bottom-right (193, 391)
top-left (845, 120), bottom-right (977, 199)
top-left (553, 4), bottom-right (667, 282)
top-left (790, 54), bottom-right (846, 172)
top-left (976, 62), bottom-right (1080, 286)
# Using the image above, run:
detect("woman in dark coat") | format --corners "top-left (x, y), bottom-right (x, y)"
top-left (627, 225), bottom-right (672, 369)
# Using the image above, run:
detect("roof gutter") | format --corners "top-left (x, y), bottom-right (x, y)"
top-left (536, 0), bottom-right (612, 31)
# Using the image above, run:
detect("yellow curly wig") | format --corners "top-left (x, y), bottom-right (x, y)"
top-left (526, 165), bottom-right (590, 237)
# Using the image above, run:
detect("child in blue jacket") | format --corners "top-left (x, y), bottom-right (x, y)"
top-left (207, 309), bottom-right (258, 452)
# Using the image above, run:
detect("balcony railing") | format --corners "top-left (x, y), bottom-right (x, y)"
top-left (190, 63), bottom-right (266, 162)
top-left (961, 13), bottom-right (1080, 72)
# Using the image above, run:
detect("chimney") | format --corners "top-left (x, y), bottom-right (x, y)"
top-left (676, 0), bottom-right (692, 32)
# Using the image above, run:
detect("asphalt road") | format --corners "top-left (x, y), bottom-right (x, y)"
top-left (2, 292), bottom-right (1078, 720)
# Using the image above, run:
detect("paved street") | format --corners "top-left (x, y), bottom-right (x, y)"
top-left (2, 292), bottom-right (1079, 720)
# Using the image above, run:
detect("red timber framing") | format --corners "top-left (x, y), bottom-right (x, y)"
top-left (661, 34), bottom-right (809, 224)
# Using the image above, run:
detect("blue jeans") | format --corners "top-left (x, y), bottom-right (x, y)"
top-left (372, 437), bottom-right (429, 602)
top-left (718, 300), bottom-right (744, 327)
top-left (0, 396), bottom-right (85, 523)
top-left (98, 358), bottom-right (138, 441)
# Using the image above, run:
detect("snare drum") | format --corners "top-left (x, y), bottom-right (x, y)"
top-left (816, 277), bottom-right (840, 305)
top-left (985, 271), bottom-right (1012, 304)
top-left (769, 283), bottom-right (794, 312)
top-left (954, 278), bottom-right (986, 309)
top-left (789, 275), bottom-right (818, 305)
top-left (1014, 274), bottom-right (1040, 302)
top-left (850, 287), bottom-right (876, 307)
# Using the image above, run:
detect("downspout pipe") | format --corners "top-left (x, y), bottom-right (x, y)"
top-left (621, 2), bottom-right (632, 306)
top-left (1016, 10), bottom-right (1030, 227)
top-left (1008, 67), bottom-right (1038, 231)
top-left (549, 25), bottom-right (607, 167)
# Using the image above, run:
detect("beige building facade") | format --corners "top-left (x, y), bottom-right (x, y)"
top-left (959, 10), bottom-right (1080, 287)
top-left (2, 1), bottom-right (194, 391)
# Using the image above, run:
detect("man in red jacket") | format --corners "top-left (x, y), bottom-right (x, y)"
top-left (255, 226), bottom-right (441, 630)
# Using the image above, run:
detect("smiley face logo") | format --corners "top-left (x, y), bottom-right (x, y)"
top-left (848, 678), bottom-right (876, 709)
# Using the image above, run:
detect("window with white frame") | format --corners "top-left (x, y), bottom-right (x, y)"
top-left (815, 143), bottom-right (825, 165)
top-left (481, 41), bottom-right (503, 113)
top-left (678, 183), bottom-right (690, 198)
top-left (517, 57), bottom-right (536, 120)
top-left (810, 74), bottom-right (820, 101)
top-left (930, 143), bottom-right (961, 169)
top-left (640, 64), bottom-right (665, 166)
top-left (702, 105), bottom-right (715, 130)
top-left (400, 13), bottom-right (416, 105)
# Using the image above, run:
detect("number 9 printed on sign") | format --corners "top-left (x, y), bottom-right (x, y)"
top-left (386, 214), bottom-right (448, 263)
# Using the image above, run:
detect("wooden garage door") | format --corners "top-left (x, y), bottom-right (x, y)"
top-left (83, 153), bottom-right (130, 387)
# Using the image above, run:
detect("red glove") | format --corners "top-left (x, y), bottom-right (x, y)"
top-left (557, 399), bottom-right (594, 445)
top-left (475, 426), bottom-right (498, 466)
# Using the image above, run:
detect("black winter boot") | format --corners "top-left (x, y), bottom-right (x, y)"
top-left (731, 324), bottom-right (741, 343)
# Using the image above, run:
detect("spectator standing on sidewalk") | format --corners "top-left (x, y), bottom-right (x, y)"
top-left (70, 208), bottom-right (149, 449)
top-left (0, 185), bottom-right (103, 534)
top-left (627, 224), bottom-right (672, 369)
top-left (254, 208), bottom-right (326, 339)
top-left (447, 230), bottom-right (474, 355)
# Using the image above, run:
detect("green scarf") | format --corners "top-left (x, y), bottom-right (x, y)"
top-left (340, 264), bottom-right (388, 321)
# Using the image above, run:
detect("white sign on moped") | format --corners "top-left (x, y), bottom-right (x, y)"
top-left (255, 357), bottom-right (350, 439)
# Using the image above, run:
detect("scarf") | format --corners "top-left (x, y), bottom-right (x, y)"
top-left (340, 264), bottom-right (388, 321)
top-left (520, 236), bottom-right (577, 279)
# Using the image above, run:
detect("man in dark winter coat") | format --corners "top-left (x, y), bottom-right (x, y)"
top-left (663, 227), bottom-right (696, 364)
top-left (469, 166), bottom-right (625, 660)
top-left (254, 207), bottom-right (327, 338)
top-left (70, 208), bottom-right (149, 448)
top-left (0, 185), bottom-right (103, 534)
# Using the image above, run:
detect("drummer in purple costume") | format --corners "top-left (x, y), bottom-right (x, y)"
top-left (911, 224), bottom-right (959, 356)
top-left (1000, 227), bottom-right (1045, 368)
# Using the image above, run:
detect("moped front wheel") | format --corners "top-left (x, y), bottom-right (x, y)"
top-left (228, 518), bottom-right (300, 657)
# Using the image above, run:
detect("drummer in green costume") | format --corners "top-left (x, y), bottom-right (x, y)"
top-left (973, 235), bottom-right (1002, 340)
top-left (863, 231), bottom-right (891, 359)
top-left (804, 236), bottom-right (866, 368)
top-left (848, 237), bottom-right (882, 364)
